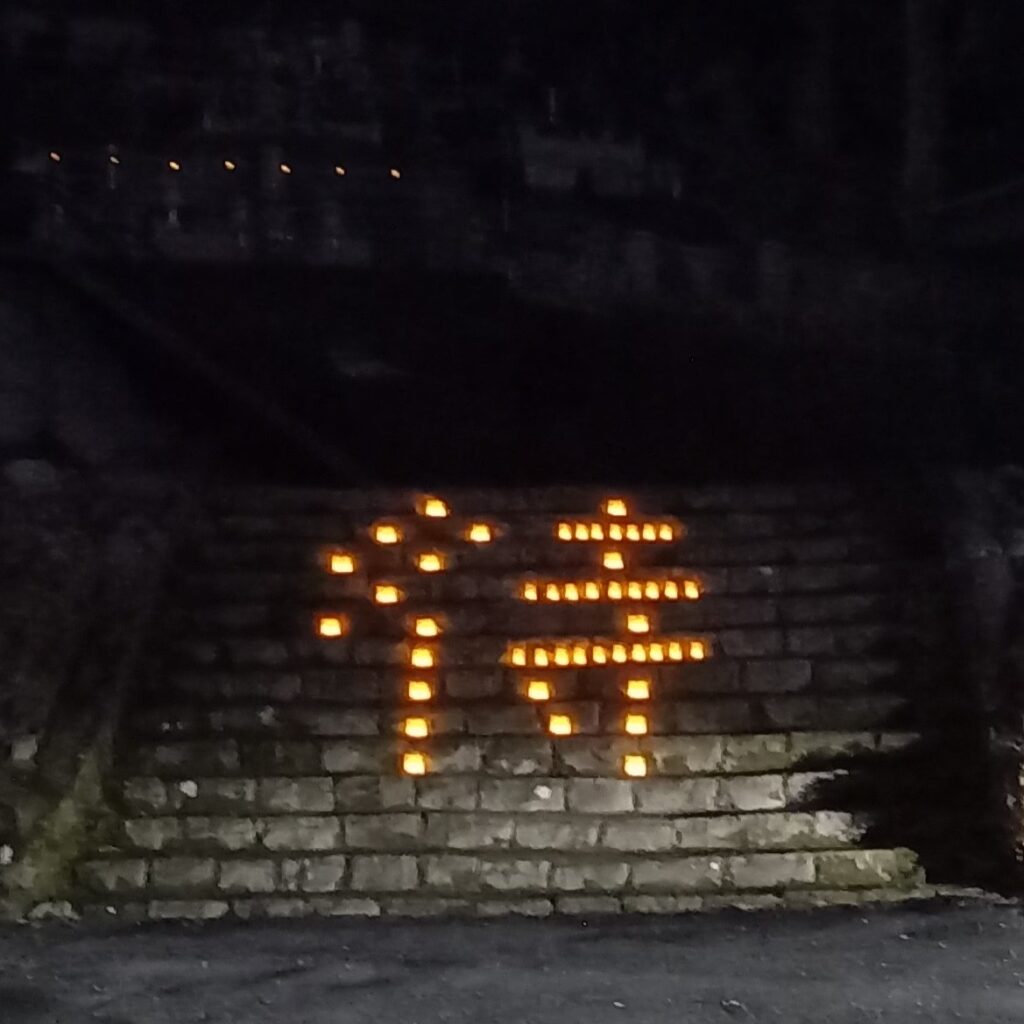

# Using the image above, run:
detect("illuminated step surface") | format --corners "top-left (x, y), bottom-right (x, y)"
top-left (64, 484), bottom-right (950, 920)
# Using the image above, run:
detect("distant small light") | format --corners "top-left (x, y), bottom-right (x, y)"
top-left (168, 160), bottom-right (181, 172)
top-left (545, 583), bottom-right (561, 602)
top-left (527, 680), bottom-right (551, 701)
top-left (316, 615), bottom-right (346, 638)
top-left (667, 641), bottom-right (684, 661)
top-left (557, 522), bottom-right (573, 540)
top-left (564, 583), bottom-right (580, 602)
top-left (416, 551), bottom-right (446, 573)
top-left (628, 581), bottom-right (644, 600)
top-left (509, 645), bottom-right (527, 666)
top-left (407, 680), bottom-right (433, 702)
top-left (389, 167), bottom-right (401, 179)
top-left (373, 523), bottom-right (402, 545)
top-left (626, 524), bottom-right (641, 542)
top-left (419, 496), bottom-right (450, 518)
top-left (603, 550), bottom-right (625, 571)
top-left (108, 155), bottom-right (120, 165)
top-left (658, 523), bottom-right (676, 541)
top-left (466, 523), bottom-right (493, 543)
top-left (604, 498), bottom-right (628, 518)
top-left (626, 677), bottom-right (651, 700)
top-left (625, 713), bottom-right (649, 736)
top-left (623, 754), bottom-right (648, 778)
top-left (49, 151), bottom-right (62, 163)
top-left (402, 751), bottom-right (427, 776)
top-left (572, 644), bottom-right (588, 666)
top-left (328, 552), bottom-right (356, 574)
top-left (522, 581), bottom-right (538, 601)
top-left (334, 165), bottom-right (346, 176)
top-left (553, 645), bottom-right (571, 667)
top-left (648, 643), bottom-right (665, 663)
top-left (410, 645), bottom-right (435, 669)
top-left (683, 579), bottom-right (701, 600)
top-left (584, 581), bottom-right (601, 600)
top-left (413, 616), bottom-right (441, 638)
top-left (626, 613), bottom-right (651, 635)
top-left (591, 644), bottom-right (609, 665)
top-left (403, 717), bottom-right (429, 739)
top-left (374, 584), bottom-right (403, 605)
top-left (607, 581), bottom-right (624, 600)
top-left (224, 159), bottom-right (237, 171)
top-left (548, 714), bottom-right (573, 736)
top-left (689, 640), bottom-right (707, 661)
top-left (279, 163), bottom-right (292, 175)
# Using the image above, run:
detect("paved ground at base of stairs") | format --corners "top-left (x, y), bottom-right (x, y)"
top-left (2, 900), bottom-right (1024, 1023)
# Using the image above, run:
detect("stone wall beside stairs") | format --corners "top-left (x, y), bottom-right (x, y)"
top-left (73, 483), bottom-right (955, 920)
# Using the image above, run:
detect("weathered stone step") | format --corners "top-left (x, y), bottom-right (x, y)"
top-left (116, 808), bottom-right (868, 856)
top-left (76, 846), bottom-right (923, 906)
top-left (124, 694), bottom-right (912, 751)
top-left (153, 657), bottom-right (930, 705)
top-left (119, 756), bottom-right (909, 819)
top-left (203, 482), bottom-right (861, 518)
top-left (174, 561), bottom-right (940, 604)
top-left (166, 623), bottom-right (939, 674)
top-left (175, 590), bottom-right (939, 636)
top-left (76, 883), bottom-right (943, 921)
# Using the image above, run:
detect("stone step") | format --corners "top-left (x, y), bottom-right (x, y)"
top-left (116, 808), bottom-right (869, 856)
top-left (164, 623), bottom-right (939, 674)
top-left (77, 883), bottom-right (943, 921)
top-left (174, 590), bottom-right (938, 636)
top-left (124, 695), bottom-right (913, 750)
top-left (75, 847), bottom-right (924, 907)
top-left (153, 657), bottom-right (931, 705)
top-left (173, 561), bottom-right (940, 605)
top-left (118, 751), bottom-right (910, 817)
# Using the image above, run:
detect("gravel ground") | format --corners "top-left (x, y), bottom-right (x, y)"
top-left (2, 900), bottom-right (1023, 1023)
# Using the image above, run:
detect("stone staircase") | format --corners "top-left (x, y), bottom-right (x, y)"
top-left (75, 483), bottom-right (949, 920)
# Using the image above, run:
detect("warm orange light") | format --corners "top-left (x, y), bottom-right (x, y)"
top-left (534, 649), bottom-right (550, 667)
top-left (329, 551), bottom-right (356, 574)
top-left (689, 640), bottom-right (707, 661)
top-left (407, 680), bottom-right (433, 702)
top-left (648, 642), bottom-right (665, 663)
top-left (224, 159), bottom-right (237, 171)
top-left (390, 168), bottom-right (402, 179)
top-left (658, 523), bottom-right (675, 541)
top-left (373, 523), bottom-right (402, 544)
top-left (402, 751), bottom-right (427, 775)
top-left (627, 581), bottom-right (643, 600)
top-left (527, 680), bottom-right (551, 701)
top-left (410, 646), bottom-right (435, 669)
top-left (642, 523), bottom-right (657, 541)
top-left (623, 754), bottom-right (648, 778)
top-left (416, 552), bottom-right (445, 573)
top-left (413, 617), bottom-right (441, 638)
top-left (631, 643), bottom-right (648, 663)
top-left (663, 580), bottom-right (680, 600)
top-left (168, 160), bottom-right (181, 171)
top-left (584, 581), bottom-right (601, 600)
top-left (374, 584), bottom-right (403, 605)
top-left (603, 551), bottom-right (625, 571)
top-left (591, 644), bottom-right (609, 664)
top-left (626, 677), bottom-right (651, 700)
top-left (612, 643), bottom-right (628, 664)
top-left (605, 498), bottom-right (628, 517)
top-left (626, 524), bottom-right (641, 541)
top-left (548, 714), bottom-right (573, 736)
top-left (420, 496), bottom-right (449, 518)
top-left (667, 641), bottom-right (684, 661)
top-left (545, 583), bottom-right (561, 602)
top-left (522, 581), bottom-right (538, 601)
top-left (554, 645), bottom-right (571, 667)
top-left (625, 713), bottom-right (649, 736)
top-left (49, 151), bottom-right (61, 163)
top-left (609, 524), bottom-right (625, 541)
top-left (644, 580), bottom-right (660, 600)
top-left (626, 613), bottom-right (651, 634)
top-left (572, 643), bottom-right (588, 666)
top-left (564, 583), bottom-right (580, 602)
top-left (574, 522), bottom-right (589, 541)
top-left (316, 615), bottom-right (346, 638)
top-left (334, 165), bottom-right (346, 176)
top-left (510, 645), bottom-right (527, 666)
top-left (557, 522), bottom-right (573, 541)
top-left (683, 580), bottom-right (700, 600)
top-left (607, 581), bottom-right (624, 600)
top-left (403, 717), bottom-right (429, 738)
top-left (466, 523), bottom-right (493, 543)
top-left (590, 523), bottom-right (605, 541)
top-left (280, 163), bottom-right (292, 174)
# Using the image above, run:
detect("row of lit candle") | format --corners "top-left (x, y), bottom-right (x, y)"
top-left (48, 151), bottom-right (403, 179)
top-left (556, 520), bottom-right (678, 543)
top-left (400, 751), bottom-right (650, 777)
top-left (508, 638), bottom-right (708, 666)
top-left (521, 578), bottom-right (700, 602)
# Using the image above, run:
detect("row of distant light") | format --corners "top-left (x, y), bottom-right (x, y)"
top-left (557, 521), bottom-right (677, 543)
top-left (47, 151), bottom-right (403, 179)
top-left (508, 637), bottom-right (708, 667)
top-left (523, 578), bottom-right (700, 602)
